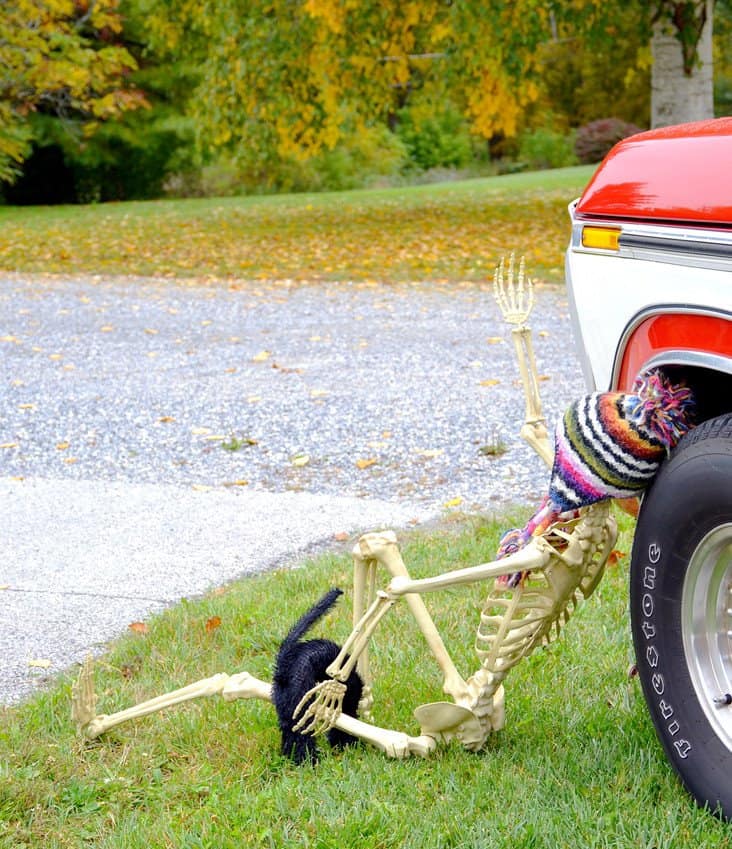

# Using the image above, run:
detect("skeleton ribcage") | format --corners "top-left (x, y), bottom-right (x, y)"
top-left (464, 502), bottom-right (618, 729)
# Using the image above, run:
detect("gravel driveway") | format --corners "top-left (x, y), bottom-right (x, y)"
top-left (0, 274), bottom-right (584, 704)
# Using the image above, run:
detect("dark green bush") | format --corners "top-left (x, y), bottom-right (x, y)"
top-left (574, 118), bottom-right (645, 164)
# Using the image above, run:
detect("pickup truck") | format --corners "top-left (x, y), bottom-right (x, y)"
top-left (566, 117), bottom-right (732, 818)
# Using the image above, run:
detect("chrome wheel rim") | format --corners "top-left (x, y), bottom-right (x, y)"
top-left (682, 523), bottom-right (732, 751)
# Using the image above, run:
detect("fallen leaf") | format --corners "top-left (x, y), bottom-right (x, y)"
top-left (334, 532), bottom-right (349, 542)
top-left (247, 395), bottom-right (262, 403)
top-left (356, 457), bottom-right (378, 470)
top-left (128, 622), bottom-right (148, 634)
top-left (28, 659), bottom-right (52, 669)
top-left (415, 448), bottom-right (443, 458)
top-left (479, 379), bottom-right (501, 387)
top-left (486, 336), bottom-right (504, 344)
top-left (63, 457), bottom-right (78, 465)
top-left (615, 496), bottom-right (640, 518)
top-left (203, 434), bottom-right (227, 441)
top-left (0, 585), bottom-right (9, 590)
top-left (18, 404), bottom-right (35, 410)
top-left (144, 328), bottom-right (159, 335)
top-left (48, 353), bottom-right (63, 361)
top-left (0, 442), bottom-right (19, 449)
top-left (191, 484), bottom-right (213, 492)
top-left (222, 479), bottom-right (249, 487)
top-left (444, 496), bottom-right (463, 508)
top-left (538, 330), bottom-right (550, 337)
top-left (100, 325), bottom-right (114, 332)
top-left (291, 453), bottom-right (310, 467)
top-left (538, 375), bottom-right (551, 382)
top-left (205, 615), bottom-right (222, 633)
top-left (252, 350), bottom-right (271, 362)
top-left (272, 362), bottom-right (303, 374)
top-left (310, 389), bottom-right (329, 398)
top-left (158, 415), bottom-right (176, 423)
top-left (608, 550), bottom-right (627, 567)
top-left (191, 426), bottom-right (211, 435)
top-left (56, 441), bottom-right (70, 451)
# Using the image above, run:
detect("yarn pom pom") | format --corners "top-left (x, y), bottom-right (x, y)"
top-left (630, 370), bottom-right (695, 449)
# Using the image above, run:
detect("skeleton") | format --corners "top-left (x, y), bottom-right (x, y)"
top-left (72, 255), bottom-right (618, 758)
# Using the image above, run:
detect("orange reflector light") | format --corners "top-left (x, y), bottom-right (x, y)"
top-left (581, 226), bottom-right (621, 251)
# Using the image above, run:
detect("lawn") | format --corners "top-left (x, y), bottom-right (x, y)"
top-left (0, 166), bottom-right (594, 284)
top-left (3, 167), bottom-right (729, 846)
top-left (2, 512), bottom-right (731, 849)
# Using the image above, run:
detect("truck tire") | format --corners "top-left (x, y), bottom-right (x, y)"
top-left (630, 413), bottom-right (732, 817)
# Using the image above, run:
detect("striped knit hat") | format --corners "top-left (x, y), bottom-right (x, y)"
top-left (497, 370), bottom-right (695, 574)
top-left (549, 370), bottom-right (694, 512)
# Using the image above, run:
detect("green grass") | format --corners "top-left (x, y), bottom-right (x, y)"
top-left (0, 166), bottom-right (594, 284)
top-left (2, 509), bottom-right (731, 849)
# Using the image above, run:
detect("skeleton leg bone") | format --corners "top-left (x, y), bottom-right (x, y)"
top-left (350, 531), bottom-right (470, 702)
top-left (347, 549), bottom-right (379, 719)
top-left (72, 656), bottom-right (436, 757)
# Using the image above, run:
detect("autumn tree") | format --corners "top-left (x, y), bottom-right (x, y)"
top-left (0, 0), bottom-right (144, 182)
top-left (130, 0), bottom-right (725, 175)
top-left (130, 0), bottom-right (555, 168)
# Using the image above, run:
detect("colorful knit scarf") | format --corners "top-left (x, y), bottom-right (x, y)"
top-left (497, 370), bottom-right (695, 581)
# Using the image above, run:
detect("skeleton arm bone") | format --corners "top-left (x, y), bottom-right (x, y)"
top-left (387, 542), bottom-right (551, 597)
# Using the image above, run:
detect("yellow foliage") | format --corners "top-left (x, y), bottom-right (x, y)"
top-left (0, 0), bottom-right (140, 178)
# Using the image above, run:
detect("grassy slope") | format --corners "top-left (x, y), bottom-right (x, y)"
top-left (0, 166), bottom-right (594, 284)
top-left (1, 512), bottom-right (731, 848)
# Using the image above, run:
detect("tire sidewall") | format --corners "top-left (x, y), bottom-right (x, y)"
top-left (630, 419), bottom-right (732, 818)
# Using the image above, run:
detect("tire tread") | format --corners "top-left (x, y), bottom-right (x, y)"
top-left (672, 412), bottom-right (732, 456)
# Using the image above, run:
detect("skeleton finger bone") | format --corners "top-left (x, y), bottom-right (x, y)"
top-left (291, 679), bottom-right (347, 735)
top-left (493, 253), bottom-right (534, 327)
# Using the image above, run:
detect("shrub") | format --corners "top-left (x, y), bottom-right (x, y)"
top-left (517, 128), bottom-right (578, 170)
top-left (396, 107), bottom-right (474, 172)
top-left (173, 124), bottom-right (408, 197)
top-left (574, 118), bottom-right (645, 164)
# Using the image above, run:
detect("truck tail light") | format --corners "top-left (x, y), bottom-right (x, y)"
top-left (581, 226), bottom-right (621, 251)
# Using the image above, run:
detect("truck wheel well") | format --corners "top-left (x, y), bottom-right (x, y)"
top-left (658, 365), bottom-right (732, 426)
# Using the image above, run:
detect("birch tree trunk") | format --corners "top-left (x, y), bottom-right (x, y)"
top-left (651, 0), bottom-right (715, 128)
